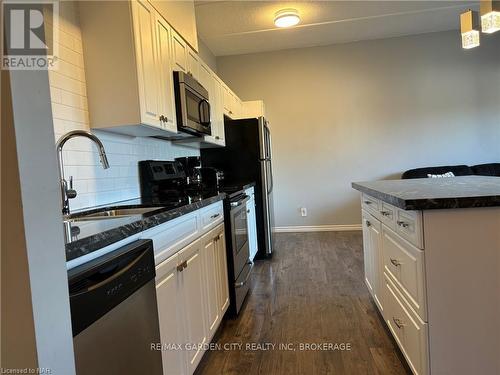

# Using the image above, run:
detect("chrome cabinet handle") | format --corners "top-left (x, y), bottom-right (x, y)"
top-left (397, 221), bottom-right (410, 228)
top-left (393, 317), bottom-right (406, 329)
top-left (215, 136), bottom-right (220, 140)
top-left (364, 200), bottom-right (372, 205)
top-left (365, 220), bottom-right (371, 227)
top-left (390, 258), bottom-right (401, 267)
top-left (381, 211), bottom-right (391, 217)
top-left (247, 209), bottom-right (250, 213)
top-left (210, 213), bottom-right (220, 219)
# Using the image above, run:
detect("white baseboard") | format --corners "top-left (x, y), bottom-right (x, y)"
top-left (273, 224), bottom-right (362, 233)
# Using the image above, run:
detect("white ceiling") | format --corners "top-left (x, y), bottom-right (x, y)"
top-left (195, 1), bottom-right (479, 56)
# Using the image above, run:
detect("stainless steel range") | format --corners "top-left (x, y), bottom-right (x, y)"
top-left (225, 190), bottom-right (253, 315)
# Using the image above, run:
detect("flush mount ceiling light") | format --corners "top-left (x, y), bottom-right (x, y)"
top-left (480, 0), bottom-right (500, 33)
top-left (274, 9), bottom-right (300, 28)
top-left (460, 10), bottom-right (480, 49)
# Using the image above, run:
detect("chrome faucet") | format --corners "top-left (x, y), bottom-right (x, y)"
top-left (56, 130), bottom-right (110, 215)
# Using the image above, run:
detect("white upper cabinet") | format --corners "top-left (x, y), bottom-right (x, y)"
top-left (80, 0), bottom-right (262, 145)
top-left (132, 0), bottom-right (160, 127)
top-left (155, 13), bottom-right (177, 132)
top-left (187, 47), bottom-right (200, 81)
top-left (171, 29), bottom-right (187, 73)
top-left (243, 100), bottom-right (266, 119)
top-left (79, 0), bottom-right (176, 136)
top-left (211, 77), bottom-right (226, 145)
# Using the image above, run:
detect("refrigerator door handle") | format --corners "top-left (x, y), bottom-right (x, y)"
top-left (265, 124), bottom-right (273, 160)
top-left (267, 160), bottom-right (274, 194)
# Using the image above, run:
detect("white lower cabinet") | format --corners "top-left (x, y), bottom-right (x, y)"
top-left (155, 253), bottom-right (185, 375)
top-left (201, 227), bottom-right (221, 339)
top-left (383, 274), bottom-right (428, 375)
top-left (362, 210), bottom-right (383, 312)
top-left (155, 222), bottom-right (228, 375)
top-left (361, 197), bottom-right (428, 375)
top-left (177, 239), bottom-right (207, 373)
top-left (215, 226), bottom-right (230, 315)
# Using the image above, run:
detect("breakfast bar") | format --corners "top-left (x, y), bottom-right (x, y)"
top-left (352, 176), bottom-right (500, 375)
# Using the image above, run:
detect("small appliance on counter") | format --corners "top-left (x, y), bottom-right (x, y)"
top-left (200, 167), bottom-right (225, 192)
top-left (175, 156), bottom-right (203, 190)
top-left (139, 159), bottom-right (210, 205)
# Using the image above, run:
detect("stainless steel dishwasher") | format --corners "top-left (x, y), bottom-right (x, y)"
top-left (68, 239), bottom-right (163, 375)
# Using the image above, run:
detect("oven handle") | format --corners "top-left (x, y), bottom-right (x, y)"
top-left (234, 262), bottom-right (254, 288)
top-left (230, 195), bottom-right (250, 208)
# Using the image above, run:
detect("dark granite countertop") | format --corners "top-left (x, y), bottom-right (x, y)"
top-left (65, 192), bottom-right (226, 262)
top-left (352, 176), bottom-right (500, 210)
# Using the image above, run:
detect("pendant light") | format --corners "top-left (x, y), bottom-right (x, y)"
top-left (480, 0), bottom-right (500, 33)
top-left (460, 10), bottom-right (480, 49)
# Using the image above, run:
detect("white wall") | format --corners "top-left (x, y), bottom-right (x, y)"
top-left (198, 37), bottom-right (217, 72)
top-left (48, 2), bottom-right (197, 211)
top-left (217, 31), bottom-right (500, 228)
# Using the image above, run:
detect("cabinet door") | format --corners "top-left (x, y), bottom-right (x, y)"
top-left (215, 79), bottom-right (225, 145)
top-left (178, 239), bottom-right (207, 373)
top-left (155, 253), bottom-right (186, 375)
top-left (201, 230), bottom-right (220, 339)
top-left (222, 84), bottom-right (232, 116)
top-left (215, 227), bottom-right (230, 314)
top-left (362, 211), bottom-right (375, 296)
top-left (155, 14), bottom-right (176, 133)
top-left (171, 30), bottom-right (187, 72)
top-left (131, 0), bottom-right (161, 127)
top-left (368, 217), bottom-right (383, 312)
top-left (362, 211), bottom-right (383, 312)
top-left (187, 47), bottom-right (200, 81)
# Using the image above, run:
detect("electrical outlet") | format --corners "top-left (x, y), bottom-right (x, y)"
top-left (300, 207), bottom-right (307, 217)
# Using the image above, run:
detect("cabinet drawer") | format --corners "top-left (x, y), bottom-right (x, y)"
top-left (361, 194), bottom-right (381, 220)
top-left (141, 211), bottom-right (199, 265)
top-left (395, 209), bottom-right (423, 249)
top-left (379, 202), bottom-right (397, 230)
top-left (383, 273), bottom-right (428, 375)
top-left (199, 201), bottom-right (224, 232)
top-left (382, 227), bottom-right (427, 321)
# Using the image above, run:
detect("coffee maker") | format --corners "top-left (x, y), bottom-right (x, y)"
top-left (174, 156), bottom-right (203, 189)
top-left (200, 167), bottom-right (224, 192)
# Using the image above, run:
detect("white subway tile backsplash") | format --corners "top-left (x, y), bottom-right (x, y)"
top-left (49, 3), bottom-right (199, 211)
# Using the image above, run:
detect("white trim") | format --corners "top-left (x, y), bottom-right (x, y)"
top-left (273, 224), bottom-right (362, 233)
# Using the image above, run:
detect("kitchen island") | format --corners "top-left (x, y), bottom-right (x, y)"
top-left (352, 176), bottom-right (500, 375)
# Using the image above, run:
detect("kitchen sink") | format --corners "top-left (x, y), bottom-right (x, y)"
top-left (65, 206), bottom-right (166, 222)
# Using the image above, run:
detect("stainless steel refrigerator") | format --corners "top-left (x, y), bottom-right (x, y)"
top-left (201, 116), bottom-right (275, 258)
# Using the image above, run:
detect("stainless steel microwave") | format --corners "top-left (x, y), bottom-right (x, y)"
top-left (173, 71), bottom-right (211, 137)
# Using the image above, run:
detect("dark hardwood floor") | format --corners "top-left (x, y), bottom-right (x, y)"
top-left (196, 232), bottom-right (410, 375)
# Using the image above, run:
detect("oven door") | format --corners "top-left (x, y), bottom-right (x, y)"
top-left (178, 83), bottom-right (211, 136)
top-left (230, 195), bottom-right (250, 279)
